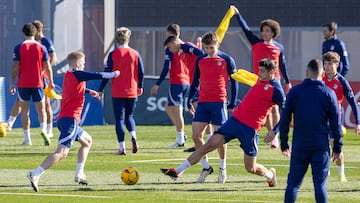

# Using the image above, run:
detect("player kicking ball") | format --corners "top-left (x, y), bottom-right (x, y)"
top-left (27, 51), bottom-right (120, 192)
top-left (161, 58), bottom-right (285, 187)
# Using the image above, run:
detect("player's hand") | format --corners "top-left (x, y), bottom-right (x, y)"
top-left (332, 151), bottom-right (343, 162)
top-left (283, 83), bottom-right (292, 94)
top-left (188, 105), bottom-right (195, 116)
top-left (137, 88), bottom-right (143, 96)
top-left (282, 149), bottom-right (291, 157)
top-left (9, 85), bottom-right (16, 95)
top-left (230, 5), bottom-right (239, 14)
top-left (355, 124), bottom-right (360, 136)
top-left (150, 85), bottom-right (159, 95)
top-left (264, 131), bottom-right (276, 144)
top-left (97, 92), bottom-right (103, 100)
top-left (89, 89), bottom-right (99, 98)
top-left (113, 70), bottom-right (120, 77)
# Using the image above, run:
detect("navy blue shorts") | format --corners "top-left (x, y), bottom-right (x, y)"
top-left (57, 117), bottom-right (84, 148)
top-left (215, 116), bottom-right (259, 156)
top-left (193, 102), bottom-right (228, 126)
top-left (167, 84), bottom-right (189, 106)
top-left (18, 88), bottom-right (44, 102)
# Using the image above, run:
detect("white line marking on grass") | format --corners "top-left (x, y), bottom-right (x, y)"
top-left (170, 198), bottom-right (274, 202)
top-left (0, 192), bottom-right (112, 199)
top-left (131, 158), bottom-right (359, 168)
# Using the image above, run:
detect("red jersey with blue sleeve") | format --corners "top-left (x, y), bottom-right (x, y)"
top-left (13, 39), bottom-right (48, 88)
top-left (188, 51), bottom-right (239, 108)
top-left (98, 45), bottom-right (144, 98)
top-left (235, 12), bottom-right (290, 83)
top-left (232, 79), bottom-right (285, 131)
top-left (323, 74), bottom-right (360, 124)
top-left (156, 47), bottom-right (195, 86)
top-left (59, 69), bottom-right (118, 122)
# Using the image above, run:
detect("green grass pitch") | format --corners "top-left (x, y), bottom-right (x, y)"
top-left (0, 125), bottom-right (360, 203)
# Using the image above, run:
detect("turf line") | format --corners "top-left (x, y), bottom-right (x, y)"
top-left (0, 192), bottom-right (111, 198)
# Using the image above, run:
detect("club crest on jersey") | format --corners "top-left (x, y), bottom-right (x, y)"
top-left (217, 61), bottom-right (222, 66)
top-left (264, 84), bottom-right (270, 90)
top-left (330, 45), bottom-right (335, 50)
top-left (333, 84), bottom-right (338, 89)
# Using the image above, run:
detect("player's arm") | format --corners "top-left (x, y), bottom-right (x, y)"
top-left (279, 89), bottom-right (291, 152)
top-left (43, 38), bottom-right (58, 66)
top-left (232, 6), bottom-right (261, 45)
top-left (98, 52), bottom-right (115, 92)
top-left (338, 41), bottom-right (350, 77)
top-left (187, 57), bottom-right (201, 112)
top-left (9, 45), bottom-right (20, 94)
top-left (277, 43), bottom-right (291, 84)
top-left (151, 49), bottom-right (172, 95)
top-left (42, 47), bottom-right (54, 88)
top-left (74, 70), bottom-right (120, 82)
top-left (156, 48), bottom-right (172, 86)
top-left (225, 55), bottom-right (239, 109)
top-left (180, 43), bottom-right (204, 56)
top-left (341, 78), bottom-right (360, 125)
top-left (137, 51), bottom-right (145, 96)
top-left (271, 82), bottom-right (286, 135)
top-left (9, 61), bottom-right (19, 95)
top-left (328, 90), bottom-right (343, 153)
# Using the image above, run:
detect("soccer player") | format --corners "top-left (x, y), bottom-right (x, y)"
top-left (186, 32), bottom-right (238, 184)
top-left (9, 23), bottom-right (54, 146)
top-left (322, 22), bottom-right (350, 77)
top-left (6, 20), bottom-right (58, 137)
top-left (322, 51), bottom-right (360, 181)
top-left (232, 5), bottom-right (291, 149)
top-left (150, 24), bottom-right (192, 148)
top-left (98, 27), bottom-right (144, 155)
top-left (27, 51), bottom-right (120, 192)
top-left (162, 34), bottom-right (212, 153)
top-left (280, 59), bottom-right (343, 203)
top-left (161, 58), bottom-right (284, 187)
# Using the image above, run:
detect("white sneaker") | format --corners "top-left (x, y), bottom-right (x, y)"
top-left (196, 166), bottom-right (214, 183)
top-left (169, 142), bottom-right (185, 148)
top-left (27, 171), bottom-right (40, 192)
top-left (267, 168), bottom-right (277, 187)
top-left (74, 174), bottom-right (88, 185)
top-left (47, 132), bottom-right (54, 138)
top-left (218, 168), bottom-right (227, 184)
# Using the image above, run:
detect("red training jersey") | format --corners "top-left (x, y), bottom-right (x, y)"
top-left (232, 80), bottom-right (279, 131)
top-left (13, 40), bottom-right (48, 88)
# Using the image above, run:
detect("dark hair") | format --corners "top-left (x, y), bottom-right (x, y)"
top-left (166, 24), bottom-right (180, 36)
top-left (258, 58), bottom-right (276, 71)
top-left (22, 23), bottom-right (37, 37)
top-left (323, 51), bottom-right (340, 63)
top-left (260, 19), bottom-right (281, 38)
top-left (307, 59), bottom-right (323, 76)
top-left (323, 21), bottom-right (337, 34)
top-left (163, 35), bottom-right (177, 47)
top-left (201, 32), bottom-right (218, 45)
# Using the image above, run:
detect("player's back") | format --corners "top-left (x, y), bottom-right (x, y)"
top-left (17, 40), bottom-right (47, 88)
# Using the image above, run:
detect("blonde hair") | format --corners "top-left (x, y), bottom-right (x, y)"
top-left (67, 51), bottom-right (85, 67)
top-left (115, 27), bottom-right (131, 45)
